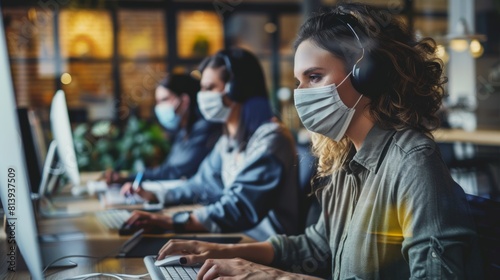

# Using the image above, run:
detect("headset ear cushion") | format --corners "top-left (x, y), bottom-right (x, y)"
top-left (351, 63), bottom-right (362, 90)
top-left (350, 52), bottom-right (387, 98)
top-left (224, 82), bottom-right (232, 95)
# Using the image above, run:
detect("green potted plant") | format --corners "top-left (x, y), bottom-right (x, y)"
top-left (73, 115), bottom-right (170, 173)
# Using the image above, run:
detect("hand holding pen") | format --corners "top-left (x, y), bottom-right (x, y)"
top-left (120, 172), bottom-right (159, 204)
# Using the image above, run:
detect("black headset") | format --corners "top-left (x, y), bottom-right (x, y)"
top-left (216, 48), bottom-right (268, 103)
top-left (217, 49), bottom-right (256, 103)
top-left (219, 52), bottom-right (235, 96)
top-left (333, 14), bottom-right (387, 98)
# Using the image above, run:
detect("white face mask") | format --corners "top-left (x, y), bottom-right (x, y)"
top-left (294, 73), bottom-right (363, 142)
top-left (197, 91), bottom-right (232, 123)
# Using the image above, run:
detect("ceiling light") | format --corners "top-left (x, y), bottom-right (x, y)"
top-left (436, 18), bottom-right (486, 57)
top-left (469, 39), bottom-right (484, 58)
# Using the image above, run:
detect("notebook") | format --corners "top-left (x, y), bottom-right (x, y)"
top-left (97, 179), bottom-right (184, 208)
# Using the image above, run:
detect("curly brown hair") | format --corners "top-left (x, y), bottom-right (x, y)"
top-left (294, 3), bottom-right (447, 177)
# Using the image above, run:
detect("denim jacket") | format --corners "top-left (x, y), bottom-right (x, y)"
top-left (162, 121), bottom-right (300, 241)
top-left (269, 125), bottom-right (483, 279)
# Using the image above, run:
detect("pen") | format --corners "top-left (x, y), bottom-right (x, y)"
top-left (132, 171), bottom-right (144, 192)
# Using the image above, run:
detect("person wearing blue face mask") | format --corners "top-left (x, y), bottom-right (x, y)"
top-left (154, 87), bottom-right (183, 131)
top-left (107, 74), bottom-right (222, 189)
top-left (123, 48), bottom-right (300, 241)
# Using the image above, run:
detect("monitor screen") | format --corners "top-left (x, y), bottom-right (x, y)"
top-left (50, 90), bottom-right (81, 189)
top-left (17, 108), bottom-right (48, 194)
top-left (0, 7), bottom-right (44, 278)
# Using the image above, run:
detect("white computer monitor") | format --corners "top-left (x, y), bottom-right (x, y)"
top-left (50, 89), bottom-right (82, 193)
top-left (0, 10), bottom-right (77, 276)
top-left (0, 9), bottom-right (44, 279)
top-left (32, 87), bottom-right (85, 217)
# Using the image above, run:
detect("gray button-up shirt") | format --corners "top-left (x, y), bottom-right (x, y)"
top-left (269, 125), bottom-right (483, 279)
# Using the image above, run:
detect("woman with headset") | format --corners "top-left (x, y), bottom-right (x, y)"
top-left (124, 48), bottom-right (300, 241)
top-left (106, 74), bottom-right (222, 187)
top-left (155, 3), bottom-right (483, 279)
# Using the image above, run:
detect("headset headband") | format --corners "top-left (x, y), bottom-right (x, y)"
top-left (333, 14), bottom-right (365, 69)
top-left (331, 13), bottom-right (386, 98)
top-left (217, 51), bottom-right (236, 98)
top-left (219, 52), bottom-right (234, 78)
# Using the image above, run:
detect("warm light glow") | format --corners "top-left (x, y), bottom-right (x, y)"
top-left (28, 8), bottom-right (37, 22)
top-left (61, 73), bottom-right (72, 85)
top-left (264, 23), bottom-right (277, 33)
top-left (449, 39), bottom-right (469, 52)
top-left (469, 39), bottom-right (484, 58)
top-left (190, 70), bottom-right (202, 80)
top-left (59, 10), bottom-right (113, 58)
top-left (194, 11), bottom-right (206, 18)
top-left (177, 11), bottom-right (223, 58)
top-left (118, 10), bottom-right (167, 59)
top-left (73, 40), bottom-right (91, 56)
top-left (436, 44), bottom-right (449, 64)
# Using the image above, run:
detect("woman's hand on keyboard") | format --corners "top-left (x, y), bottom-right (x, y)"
top-left (157, 240), bottom-right (229, 265)
top-left (197, 258), bottom-right (306, 280)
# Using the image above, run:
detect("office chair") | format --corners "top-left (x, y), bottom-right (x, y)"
top-left (466, 194), bottom-right (500, 279)
top-left (438, 142), bottom-right (499, 200)
top-left (296, 143), bottom-right (321, 232)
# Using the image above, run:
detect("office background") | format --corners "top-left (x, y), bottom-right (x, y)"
top-left (2, 0), bottom-right (500, 199)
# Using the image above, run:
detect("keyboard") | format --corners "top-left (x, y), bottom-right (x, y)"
top-left (95, 209), bottom-right (131, 230)
top-left (144, 255), bottom-right (200, 280)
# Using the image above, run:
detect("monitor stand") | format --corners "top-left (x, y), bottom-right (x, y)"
top-left (39, 231), bottom-right (85, 268)
top-left (6, 228), bottom-right (80, 271)
top-left (35, 141), bottom-right (83, 218)
top-left (35, 195), bottom-right (84, 218)
top-left (15, 247), bottom-right (78, 272)
top-left (41, 248), bottom-right (78, 269)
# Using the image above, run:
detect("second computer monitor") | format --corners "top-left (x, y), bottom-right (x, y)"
top-left (50, 90), bottom-right (81, 191)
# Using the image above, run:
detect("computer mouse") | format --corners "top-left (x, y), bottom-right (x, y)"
top-left (118, 221), bottom-right (167, 235)
top-left (118, 222), bottom-right (142, 236)
top-left (154, 255), bottom-right (184, 267)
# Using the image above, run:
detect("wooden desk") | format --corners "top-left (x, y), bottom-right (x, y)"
top-left (0, 193), bottom-right (253, 279)
top-left (433, 128), bottom-right (500, 146)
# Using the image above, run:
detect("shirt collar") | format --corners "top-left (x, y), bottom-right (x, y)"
top-left (350, 125), bottom-right (397, 174)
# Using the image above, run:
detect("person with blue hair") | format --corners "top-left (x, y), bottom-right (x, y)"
top-left (124, 48), bottom-right (300, 241)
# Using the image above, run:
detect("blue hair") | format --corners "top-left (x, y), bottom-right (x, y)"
top-left (237, 96), bottom-right (274, 151)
